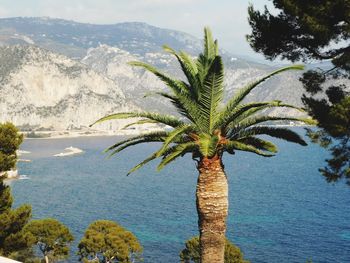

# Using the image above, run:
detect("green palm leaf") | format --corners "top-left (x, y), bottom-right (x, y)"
top-left (231, 116), bottom-right (316, 132)
top-left (222, 103), bottom-right (305, 130)
top-left (199, 56), bottom-right (224, 133)
top-left (121, 119), bottom-right (158, 130)
top-left (126, 153), bottom-right (158, 176)
top-left (155, 125), bottom-right (194, 157)
top-left (107, 139), bottom-right (159, 158)
top-left (157, 142), bottom-right (198, 171)
top-left (220, 65), bottom-right (304, 123)
top-left (237, 137), bottom-right (278, 153)
top-left (104, 131), bottom-right (169, 153)
top-left (225, 140), bottom-right (275, 157)
top-left (217, 100), bottom-right (284, 129)
top-left (198, 133), bottom-right (219, 158)
top-left (163, 45), bottom-right (200, 98)
top-left (90, 112), bottom-right (184, 128)
top-left (129, 61), bottom-right (189, 95)
top-left (236, 126), bottom-right (307, 145)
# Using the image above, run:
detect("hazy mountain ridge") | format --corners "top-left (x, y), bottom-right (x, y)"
top-left (0, 17), bottom-right (203, 58)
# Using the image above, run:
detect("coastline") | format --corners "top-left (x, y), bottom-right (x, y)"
top-left (21, 125), bottom-right (308, 140)
top-left (22, 128), bottom-right (165, 140)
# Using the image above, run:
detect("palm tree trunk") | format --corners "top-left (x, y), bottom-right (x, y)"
top-left (196, 155), bottom-right (228, 263)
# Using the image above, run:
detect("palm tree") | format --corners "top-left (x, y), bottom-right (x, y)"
top-left (91, 28), bottom-right (313, 263)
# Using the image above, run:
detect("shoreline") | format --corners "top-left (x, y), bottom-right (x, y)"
top-left (22, 128), bottom-right (164, 140)
top-left (21, 125), bottom-right (309, 140)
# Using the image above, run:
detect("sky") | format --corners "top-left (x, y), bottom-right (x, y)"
top-left (0, 0), bottom-right (277, 60)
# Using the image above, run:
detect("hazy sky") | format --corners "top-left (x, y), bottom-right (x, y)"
top-left (0, 0), bottom-right (277, 60)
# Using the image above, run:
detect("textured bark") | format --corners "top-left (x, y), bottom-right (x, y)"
top-left (196, 155), bottom-right (228, 263)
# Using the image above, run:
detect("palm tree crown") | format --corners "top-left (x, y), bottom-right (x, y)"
top-left (91, 28), bottom-right (314, 174)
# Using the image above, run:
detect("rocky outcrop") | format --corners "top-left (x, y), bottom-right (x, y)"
top-left (0, 45), bottom-right (139, 131)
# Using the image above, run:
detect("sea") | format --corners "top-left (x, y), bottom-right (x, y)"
top-left (10, 128), bottom-right (350, 263)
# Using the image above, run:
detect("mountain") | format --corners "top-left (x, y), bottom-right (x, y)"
top-left (0, 17), bottom-right (203, 58)
top-left (0, 45), bottom-right (138, 131)
top-left (0, 17), bottom-right (307, 131)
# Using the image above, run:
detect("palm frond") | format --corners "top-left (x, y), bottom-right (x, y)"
top-left (121, 119), bottom-right (158, 130)
top-left (199, 56), bottom-right (224, 133)
top-left (237, 137), bottom-right (278, 153)
top-left (90, 112), bottom-right (184, 128)
top-left (155, 125), bottom-right (193, 157)
top-left (225, 140), bottom-right (275, 157)
top-left (203, 27), bottom-right (217, 60)
top-left (143, 91), bottom-right (197, 120)
top-left (216, 100), bottom-right (283, 129)
top-left (107, 138), bottom-right (161, 158)
top-left (129, 61), bottom-right (189, 95)
top-left (104, 131), bottom-right (169, 153)
top-left (230, 116), bottom-right (316, 132)
top-left (157, 142), bottom-right (198, 171)
top-left (163, 45), bottom-right (199, 98)
top-left (198, 133), bottom-right (219, 158)
top-left (221, 65), bottom-right (304, 121)
top-left (126, 153), bottom-right (158, 176)
top-left (129, 61), bottom-right (204, 124)
top-left (235, 126), bottom-right (307, 146)
top-left (196, 28), bottom-right (219, 89)
top-left (223, 103), bottom-right (306, 129)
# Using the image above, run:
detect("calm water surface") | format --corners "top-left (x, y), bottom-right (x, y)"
top-left (11, 130), bottom-right (350, 262)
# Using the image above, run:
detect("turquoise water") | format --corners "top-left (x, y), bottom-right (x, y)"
top-left (10, 130), bottom-right (350, 262)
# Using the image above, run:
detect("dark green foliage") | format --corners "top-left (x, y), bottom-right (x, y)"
top-left (91, 28), bottom-right (311, 175)
top-left (247, 0), bottom-right (350, 184)
top-left (77, 220), bottom-right (143, 263)
top-left (0, 122), bottom-right (23, 172)
top-left (179, 236), bottom-right (249, 263)
top-left (0, 176), bottom-right (33, 259)
top-left (24, 218), bottom-right (74, 263)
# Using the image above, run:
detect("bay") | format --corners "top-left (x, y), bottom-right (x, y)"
top-left (10, 129), bottom-right (350, 262)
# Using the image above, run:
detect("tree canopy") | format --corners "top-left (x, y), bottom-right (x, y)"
top-left (179, 236), bottom-right (249, 263)
top-left (0, 122), bottom-right (23, 173)
top-left (24, 218), bottom-right (74, 263)
top-left (77, 220), bottom-right (143, 263)
top-left (247, 0), bottom-right (350, 184)
top-left (0, 176), bottom-right (33, 260)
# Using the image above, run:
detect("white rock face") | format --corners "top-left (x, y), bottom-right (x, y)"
top-left (0, 45), bottom-right (137, 131)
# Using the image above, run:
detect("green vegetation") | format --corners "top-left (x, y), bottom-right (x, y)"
top-left (91, 28), bottom-right (311, 262)
top-left (247, 0), bottom-right (350, 184)
top-left (0, 176), bottom-right (33, 260)
top-left (0, 122), bottom-right (23, 173)
top-left (0, 123), bottom-right (31, 260)
top-left (24, 218), bottom-right (74, 263)
top-left (77, 220), bottom-right (143, 263)
top-left (180, 236), bottom-right (249, 263)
